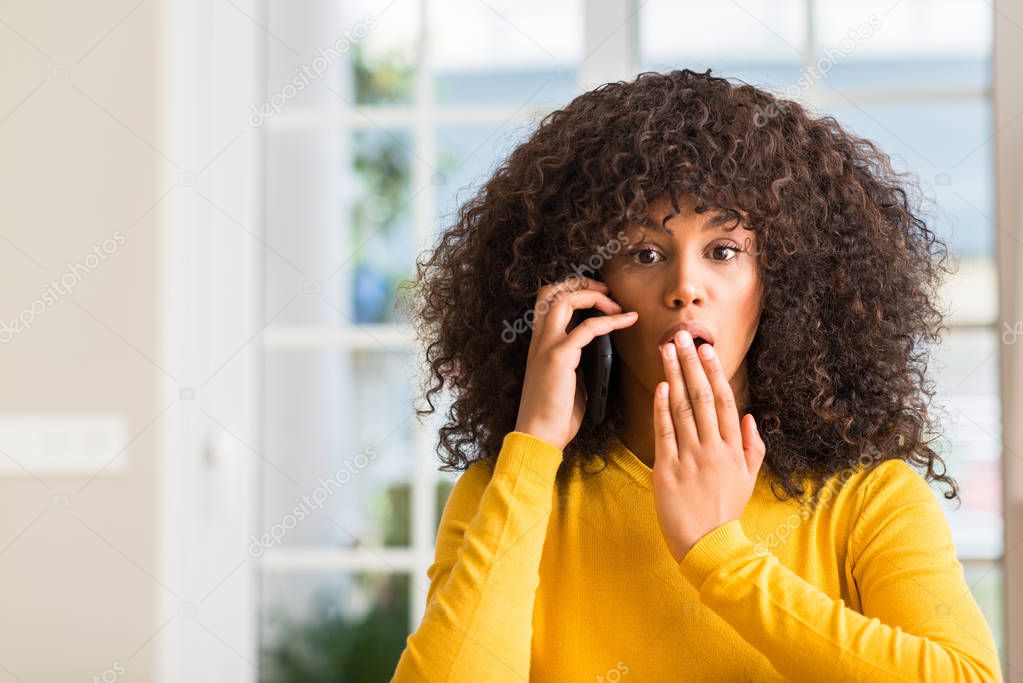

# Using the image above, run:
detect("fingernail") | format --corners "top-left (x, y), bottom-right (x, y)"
top-left (663, 342), bottom-right (676, 359)
top-left (678, 330), bottom-right (693, 348)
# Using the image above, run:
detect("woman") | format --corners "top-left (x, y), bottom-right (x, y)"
top-left (391, 69), bottom-right (1002, 681)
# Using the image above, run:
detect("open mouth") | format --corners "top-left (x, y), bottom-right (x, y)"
top-left (662, 336), bottom-right (710, 349)
top-left (659, 327), bottom-right (715, 348)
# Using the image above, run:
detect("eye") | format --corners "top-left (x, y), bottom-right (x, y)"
top-left (627, 246), bottom-right (664, 265)
top-left (709, 242), bottom-right (744, 262)
top-left (627, 242), bottom-right (745, 266)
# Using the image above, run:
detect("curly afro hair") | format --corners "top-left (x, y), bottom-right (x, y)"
top-left (397, 68), bottom-right (960, 508)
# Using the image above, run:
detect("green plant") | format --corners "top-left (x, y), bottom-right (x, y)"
top-left (260, 479), bottom-right (456, 681)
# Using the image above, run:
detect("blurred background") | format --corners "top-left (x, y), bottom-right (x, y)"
top-left (0, 0), bottom-right (1021, 681)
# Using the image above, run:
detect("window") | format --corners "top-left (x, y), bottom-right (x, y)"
top-left (257, 1), bottom-right (583, 679)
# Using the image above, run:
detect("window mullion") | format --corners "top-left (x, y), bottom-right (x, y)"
top-left (410, 0), bottom-right (437, 634)
top-left (581, 0), bottom-right (638, 91)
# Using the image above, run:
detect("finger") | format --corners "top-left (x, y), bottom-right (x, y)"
top-left (742, 413), bottom-right (767, 475)
top-left (533, 278), bottom-right (606, 324)
top-left (652, 381), bottom-right (678, 466)
top-left (563, 310), bottom-right (637, 349)
top-left (673, 331), bottom-right (718, 444)
top-left (576, 364), bottom-right (588, 401)
top-left (697, 342), bottom-right (741, 446)
top-left (537, 276), bottom-right (607, 307)
top-left (532, 280), bottom-right (573, 328)
top-left (536, 288), bottom-right (621, 341)
top-left (660, 340), bottom-right (698, 446)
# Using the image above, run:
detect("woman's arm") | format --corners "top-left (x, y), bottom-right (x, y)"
top-left (390, 430), bottom-right (563, 682)
top-left (676, 459), bottom-right (1003, 682)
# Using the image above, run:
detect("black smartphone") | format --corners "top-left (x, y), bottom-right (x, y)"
top-left (572, 307), bottom-right (614, 424)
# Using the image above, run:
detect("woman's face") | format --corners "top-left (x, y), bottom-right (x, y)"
top-left (599, 194), bottom-right (764, 405)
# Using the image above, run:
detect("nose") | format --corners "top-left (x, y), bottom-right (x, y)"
top-left (663, 252), bottom-right (706, 309)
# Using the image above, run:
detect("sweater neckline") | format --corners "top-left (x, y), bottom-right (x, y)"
top-left (607, 433), bottom-right (654, 490)
top-left (606, 433), bottom-right (773, 495)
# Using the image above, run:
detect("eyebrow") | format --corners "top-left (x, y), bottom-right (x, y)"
top-left (642, 213), bottom-right (742, 237)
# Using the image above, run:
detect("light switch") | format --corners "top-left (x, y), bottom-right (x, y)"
top-left (0, 414), bottom-right (128, 476)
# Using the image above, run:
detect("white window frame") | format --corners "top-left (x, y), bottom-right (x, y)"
top-left (993, 0), bottom-right (1022, 674)
top-left (160, 0), bottom-right (261, 681)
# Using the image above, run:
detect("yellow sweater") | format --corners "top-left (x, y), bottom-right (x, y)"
top-left (391, 431), bottom-right (1003, 682)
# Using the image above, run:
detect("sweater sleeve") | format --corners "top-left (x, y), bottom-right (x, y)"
top-left (676, 459), bottom-right (1004, 682)
top-left (391, 431), bottom-right (563, 683)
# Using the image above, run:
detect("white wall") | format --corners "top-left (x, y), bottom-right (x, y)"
top-left (0, 1), bottom-right (162, 680)
top-left (0, 2), bottom-right (262, 681)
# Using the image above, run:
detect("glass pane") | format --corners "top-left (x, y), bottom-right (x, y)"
top-left (348, 128), bottom-right (416, 324)
top-left (259, 571), bottom-right (410, 681)
top-left (427, 421), bottom-right (462, 537)
top-left (824, 98), bottom-right (995, 262)
top-left (264, 127), bottom-right (344, 326)
top-left (264, 0), bottom-right (418, 110)
top-left (812, 0), bottom-right (991, 91)
top-left (263, 0), bottom-right (339, 113)
top-left (929, 327), bottom-right (1002, 558)
top-left (640, 0), bottom-right (806, 91)
top-left (260, 348), bottom-right (416, 550)
top-left (263, 127), bottom-right (415, 327)
top-left (435, 477), bottom-right (456, 533)
top-left (350, 0), bottom-right (419, 105)
top-left (939, 256), bottom-right (998, 328)
top-left (428, 0), bottom-right (583, 105)
top-left (962, 562), bottom-right (1006, 678)
top-left (416, 369), bottom-right (461, 530)
top-left (435, 123), bottom-right (534, 235)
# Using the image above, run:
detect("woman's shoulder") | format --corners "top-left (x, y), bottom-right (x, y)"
top-left (807, 456), bottom-right (933, 505)
top-left (856, 458), bottom-right (939, 506)
top-left (443, 458), bottom-right (496, 510)
top-left (845, 457), bottom-right (954, 555)
top-left (776, 457), bottom-right (940, 534)
top-left (440, 431), bottom-right (563, 514)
